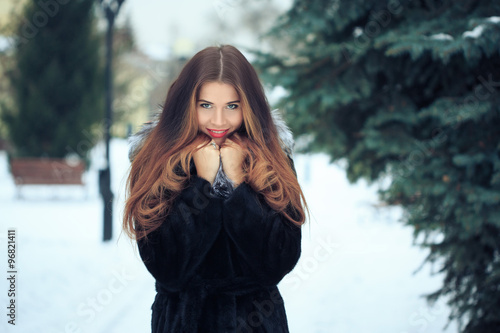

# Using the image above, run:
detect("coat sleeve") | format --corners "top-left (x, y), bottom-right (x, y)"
top-left (222, 182), bottom-right (302, 286)
top-left (136, 176), bottom-right (223, 291)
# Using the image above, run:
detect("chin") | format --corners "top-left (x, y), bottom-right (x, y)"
top-left (212, 138), bottom-right (224, 146)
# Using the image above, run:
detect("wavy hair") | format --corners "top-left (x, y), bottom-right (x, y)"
top-left (123, 45), bottom-right (308, 241)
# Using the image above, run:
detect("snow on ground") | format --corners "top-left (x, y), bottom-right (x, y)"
top-left (0, 138), bottom-right (457, 333)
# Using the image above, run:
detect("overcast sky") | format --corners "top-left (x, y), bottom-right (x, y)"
top-left (119, 0), bottom-right (292, 59)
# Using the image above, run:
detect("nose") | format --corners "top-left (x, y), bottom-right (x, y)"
top-left (211, 107), bottom-right (225, 127)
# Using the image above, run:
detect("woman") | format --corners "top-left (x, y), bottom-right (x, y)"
top-left (123, 45), bottom-right (308, 332)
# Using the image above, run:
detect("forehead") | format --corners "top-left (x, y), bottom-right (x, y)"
top-left (198, 82), bottom-right (239, 102)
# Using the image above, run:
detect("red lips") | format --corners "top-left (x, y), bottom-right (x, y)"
top-left (207, 128), bottom-right (229, 138)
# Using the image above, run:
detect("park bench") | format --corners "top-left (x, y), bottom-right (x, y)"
top-left (10, 158), bottom-right (86, 198)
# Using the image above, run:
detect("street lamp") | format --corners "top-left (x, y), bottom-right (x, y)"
top-left (98, 0), bottom-right (125, 241)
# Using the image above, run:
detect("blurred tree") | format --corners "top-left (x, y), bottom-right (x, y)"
top-left (2, 0), bottom-right (104, 162)
top-left (111, 15), bottom-right (137, 135)
top-left (254, 1), bottom-right (500, 332)
top-left (0, 45), bottom-right (15, 145)
top-left (0, 0), bottom-right (29, 146)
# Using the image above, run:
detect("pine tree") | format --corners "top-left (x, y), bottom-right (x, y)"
top-left (254, 1), bottom-right (500, 331)
top-left (2, 0), bottom-right (104, 161)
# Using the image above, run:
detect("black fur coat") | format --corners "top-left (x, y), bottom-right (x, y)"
top-left (129, 110), bottom-right (302, 332)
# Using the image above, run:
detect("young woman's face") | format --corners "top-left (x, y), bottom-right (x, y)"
top-left (196, 81), bottom-right (243, 146)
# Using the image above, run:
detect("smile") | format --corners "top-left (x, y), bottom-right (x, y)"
top-left (207, 128), bottom-right (229, 138)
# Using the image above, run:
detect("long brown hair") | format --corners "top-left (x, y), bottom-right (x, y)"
top-left (123, 45), bottom-right (308, 241)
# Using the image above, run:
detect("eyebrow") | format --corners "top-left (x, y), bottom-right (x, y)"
top-left (198, 99), bottom-right (240, 104)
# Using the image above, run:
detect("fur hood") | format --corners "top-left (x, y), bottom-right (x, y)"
top-left (127, 109), bottom-right (295, 197)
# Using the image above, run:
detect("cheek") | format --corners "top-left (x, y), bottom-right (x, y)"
top-left (197, 111), bottom-right (206, 126)
top-left (233, 112), bottom-right (243, 127)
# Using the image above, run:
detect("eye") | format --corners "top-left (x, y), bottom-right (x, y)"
top-left (200, 103), bottom-right (212, 109)
top-left (226, 104), bottom-right (239, 110)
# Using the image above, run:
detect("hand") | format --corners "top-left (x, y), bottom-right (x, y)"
top-left (220, 134), bottom-right (246, 187)
top-left (192, 140), bottom-right (220, 185)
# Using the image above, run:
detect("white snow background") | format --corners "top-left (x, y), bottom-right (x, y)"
top-left (0, 138), bottom-right (458, 333)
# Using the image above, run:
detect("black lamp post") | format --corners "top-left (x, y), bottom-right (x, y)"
top-left (98, 0), bottom-right (125, 241)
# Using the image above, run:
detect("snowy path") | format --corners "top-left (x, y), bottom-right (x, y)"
top-left (0, 139), bottom-right (457, 333)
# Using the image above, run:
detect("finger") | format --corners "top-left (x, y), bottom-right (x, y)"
top-left (194, 138), bottom-right (216, 150)
top-left (228, 133), bottom-right (246, 148)
top-left (210, 141), bottom-right (219, 150)
top-left (222, 137), bottom-right (239, 147)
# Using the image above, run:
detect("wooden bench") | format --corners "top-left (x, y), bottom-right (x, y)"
top-left (10, 158), bottom-right (86, 198)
